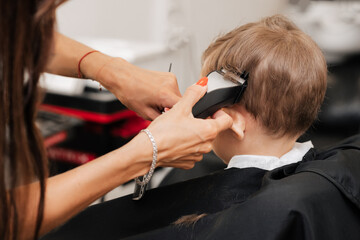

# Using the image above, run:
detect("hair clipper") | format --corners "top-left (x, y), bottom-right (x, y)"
top-left (192, 70), bottom-right (248, 119)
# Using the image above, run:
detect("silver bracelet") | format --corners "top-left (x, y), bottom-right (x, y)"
top-left (133, 129), bottom-right (158, 200)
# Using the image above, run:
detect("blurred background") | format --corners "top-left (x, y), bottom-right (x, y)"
top-left (38, 0), bottom-right (360, 200)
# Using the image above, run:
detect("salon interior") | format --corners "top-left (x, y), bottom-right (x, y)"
top-left (38, 0), bottom-right (360, 203)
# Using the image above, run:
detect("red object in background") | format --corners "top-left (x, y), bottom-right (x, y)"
top-left (111, 116), bottom-right (150, 138)
top-left (41, 103), bottom-right (150, 165)
top-left (41, 103), bottom-right (150, 138)
top-left (44, 131), bottom-right (68, 148)
top-left (47, 147), bottom-right (96, 165)
top-left (40, 104), bottom-right (138, 124)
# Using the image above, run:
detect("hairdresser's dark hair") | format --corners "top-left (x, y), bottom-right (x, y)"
top-left (0, 0), bottom-right (65, 239)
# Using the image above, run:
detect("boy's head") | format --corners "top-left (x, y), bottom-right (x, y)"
top-left (201, 15), bottom-right (327, 162)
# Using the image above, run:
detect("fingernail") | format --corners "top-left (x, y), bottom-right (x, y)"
top-left (164, 107), bottom-right (170, 112)
top-left (196, 77), bottom-right (208, 87)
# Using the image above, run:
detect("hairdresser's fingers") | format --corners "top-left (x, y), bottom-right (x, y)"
top-left (177, 162), bottom-right (196, 170)
top-left (209, 109), bottom-right (233, 133)
top-left (144, 108), bottom-right (161, 120)
top-left (159, 160), bottom-right (198, 170)
top-left (174, 84), bottom-right (207, 113)
top-left (158, 154), bottom-right (203, 165)
top-left (159, 141), bottom-right (210, 160)
top-left (177, 154), bottom-right (203, 162)
top-left (196, 142), bottom-right (213, 154)
top-left (160, 91), bottom-right (181, 110)
top-left (173, 153), bottom-right (203, 162)
top-left (157, 154), bottom-right (203, 167)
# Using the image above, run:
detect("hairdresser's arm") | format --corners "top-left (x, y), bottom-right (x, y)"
top-left (18, 84), bottom-right (232, 239)
top-left (46, 32), bottom-right (181, 120)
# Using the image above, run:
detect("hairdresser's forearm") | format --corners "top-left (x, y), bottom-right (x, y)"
top-left (19, 133), bottom-right (151, 239)
top-left (42, 134), bottom-right (151, 235)
top-left (45, 32), bottom-right (112, 79)
top-left (45, 32), bottom-right (182, 120)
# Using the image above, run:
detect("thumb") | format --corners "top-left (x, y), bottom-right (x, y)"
top-left (175, 82), bottom-right (207, 112)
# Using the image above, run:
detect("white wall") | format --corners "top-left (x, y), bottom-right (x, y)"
top-left (56, 0), bottom-right (288, 91)
top-left (56, 0), bottom-right (169, 42)
top-left (177, 0), bottom-right (288, 81)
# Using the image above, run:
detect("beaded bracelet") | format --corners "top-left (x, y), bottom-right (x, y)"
top-left (133, 129), bottom-right (158, 200)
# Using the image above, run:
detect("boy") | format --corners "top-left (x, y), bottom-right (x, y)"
top-left (43, 15), bottom-right (360, 240)
top-left (204, 14), bottom-right (327, 171)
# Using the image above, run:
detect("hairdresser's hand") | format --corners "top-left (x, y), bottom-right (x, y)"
top-left (142, 83), bottom-right (233, 169)
top-left (95, 57), bottom-right (181, 120)
top-left (46, 34), bottom-right (180, 120)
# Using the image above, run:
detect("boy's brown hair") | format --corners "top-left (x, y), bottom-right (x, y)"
top-left (201, 14), bottom-right (327, 138)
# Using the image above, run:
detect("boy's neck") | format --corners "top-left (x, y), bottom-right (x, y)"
top-left (236, 133), bottom-right (297, 158)
top-left (221, 131), bottom-right (298, 163)
top-left (213, 105), bottom-right (299, 163)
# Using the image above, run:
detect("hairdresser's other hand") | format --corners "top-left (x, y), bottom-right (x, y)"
top-left (95, 57), bottom-right (181, 120)
top-left (138, 83), bottom-right (233, 169)
top-left (46, 34), bottom-right (180, 120)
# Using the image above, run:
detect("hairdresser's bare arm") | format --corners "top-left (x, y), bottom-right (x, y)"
top-left (18, 134), bottom-right (152, 239)
top-left (46, 32), bottom-right (181, 120)
top-left (16, 85), bottom-right (233, 239)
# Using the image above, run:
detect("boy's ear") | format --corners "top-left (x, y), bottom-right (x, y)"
top-left (223, 107), bottom-right (246, 140)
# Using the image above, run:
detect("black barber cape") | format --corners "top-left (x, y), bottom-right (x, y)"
top-left (42, 134), bottom-right (360, 240)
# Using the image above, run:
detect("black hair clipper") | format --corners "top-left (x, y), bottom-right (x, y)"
top-left (192, 70), bottom-right (248, 119)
